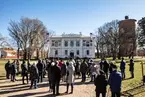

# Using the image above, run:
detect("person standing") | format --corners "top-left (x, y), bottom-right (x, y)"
top-left (5, 60), bottom-right (11, 79)
top-left (16, 60), bottom-right (20, 75)
top-left (30, 63), bottom-right (39, 89)
top-left (46, 60), bottom-right (53, 92)
top-left (103, 60), bottom-right (110, 79)
top-left (99, 59), bottom-right (104, 70)
top-left (129, 59), bottom-right (134, 78)
top-left (51, 61), bottom-right (61, 95)
top-left (61, 61), bottom-right (67, 82)
top-left (80, 59), bottom-right (88, 82)
top-left (36, 59), bottom-right (44, 83)
top-left (90, 62), bottom-right (96, 82)
top-left (94, 70), bottom-right (108, 97)
top-left (109, 64), bottom-right (122, 97)
top-left (65, 61), bottom-right (75, 94)
top-left (11, 60), bottom-right (17, 82)
top-left (21, 61), bottom-right (28, 84)
top-left (75, 60), bottom-right (81, 78)
top-left (120, 58), bottom-right (126, 79)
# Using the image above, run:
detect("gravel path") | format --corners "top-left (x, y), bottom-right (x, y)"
top-left (0, 77), bottom-right (96, 97)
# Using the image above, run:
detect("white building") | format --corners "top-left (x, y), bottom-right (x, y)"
top-left (48, 33), bottom-right (96, 58)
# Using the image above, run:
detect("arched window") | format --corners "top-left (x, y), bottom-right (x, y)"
top-left (64, 41), bottom-right (68, 47)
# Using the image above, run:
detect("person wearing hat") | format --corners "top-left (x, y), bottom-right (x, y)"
top-left (108, 64), bottom-right (122, 97)
top-left (65, 61), bottom-right (75, 94)
top-left (129, 59), bottom-right (134, 78)
top-left (94, 70), bottom-right (108, 97)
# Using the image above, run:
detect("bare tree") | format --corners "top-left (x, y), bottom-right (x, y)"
top-left (97, 20), bottom-right (119, 59)
top-left (8, 17), bottom-right (49, 60)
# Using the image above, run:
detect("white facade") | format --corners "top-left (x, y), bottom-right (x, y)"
top-left (48, 33), bottom-right (95, 58)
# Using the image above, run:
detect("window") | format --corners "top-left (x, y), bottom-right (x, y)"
top-left (64, 41), bottom-right (68, 47)
top-left (76, 50), bottom-right (79, 55)
top-left (70, 40), bottom-right (74, 47)
top-left (86, 50), bottom-right (89, 55)
top-left (86, 41), bottom-right (90, 47)
top-left (65, 50), bottom-right (68, 55)
top-left (55, 41), bottom-right (58, 47)
top-left (55, 50), bottom-right (58, 55)
top-left (52, 40), bottom-right (55, 46)
top-left (76, 40), bottom-right (80, 47)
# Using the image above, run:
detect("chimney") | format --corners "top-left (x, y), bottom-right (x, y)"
top-left (125, 16), bottom-right (129, 19)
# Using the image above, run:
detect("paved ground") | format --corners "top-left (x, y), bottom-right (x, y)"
top-left (0, 76), bottom-right (97, 97)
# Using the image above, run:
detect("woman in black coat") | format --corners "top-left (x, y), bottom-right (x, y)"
top-left (94, 70), bottom-right (108, 97)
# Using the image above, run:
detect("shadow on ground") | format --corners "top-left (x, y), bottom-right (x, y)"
top-left (121, 84), bottom-right (145, 97)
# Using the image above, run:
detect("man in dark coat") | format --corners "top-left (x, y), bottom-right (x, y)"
top-left (94, 70), bottom-right (108, 97)
top-left (61, 61), bottom-right (67, 82)
top-left (129, 59), bottom-right (134, 78)
top-left (80, 60), bottom-right (88, 82)
top-left (11, 60), bottom-right (17, 82)
top-left (30, 63), bottom-right (39, 89)
top-left (120, 58), bottom-right (126, 79)
top-left (36, 59), bottom-right (44, 83)
top-left (5, 60), bottom-right (11, 79)
top-left (21, 61), bottom-right (28, 84)
top-left (103, 60), bottom-right (110, 79)
top-left (51, 61), bottom-right (61, 95)
top-left (46, 60), bottom-right (53, 92)
top-left (109, 64), bottom-right (122, 97)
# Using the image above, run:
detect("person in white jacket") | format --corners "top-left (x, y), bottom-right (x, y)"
top-left (65, 61), bottom-right (75, 94)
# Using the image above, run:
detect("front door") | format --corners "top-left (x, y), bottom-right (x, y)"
top-left (70, 52), bottom-right (74, 58)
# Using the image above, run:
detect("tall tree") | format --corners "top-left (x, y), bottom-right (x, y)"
top-left (8, 17), bottom-right (49, 60)
top-left (97, 20), bottom-right (119, 60)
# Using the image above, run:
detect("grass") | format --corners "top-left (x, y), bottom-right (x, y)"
top-left (0, 57), bottom-right (145, 96)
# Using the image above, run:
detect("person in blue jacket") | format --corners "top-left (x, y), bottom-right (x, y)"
top-left (120, 58), bottom-right (126, 79)
top-left (109, 64), bottom-right (122, 97)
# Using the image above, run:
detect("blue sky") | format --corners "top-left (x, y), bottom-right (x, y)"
top-left (0, 0), bottom-right (145, 37)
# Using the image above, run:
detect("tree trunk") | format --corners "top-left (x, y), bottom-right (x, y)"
top-left (36, 49), bottom-right (39, 60)
top-left (96, 43), bottom-right (99, 58)
top-left (23, 49), bottom-right (27, 60)
top-left (17, 47), bottom-right (20, 60)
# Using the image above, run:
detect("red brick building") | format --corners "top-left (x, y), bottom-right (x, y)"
top-left (119, 16), bottom-right (137, 57)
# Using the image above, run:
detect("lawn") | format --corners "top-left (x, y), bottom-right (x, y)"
top-left (0, 57), bottom-right (145, 96)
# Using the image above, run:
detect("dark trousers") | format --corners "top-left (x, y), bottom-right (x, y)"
top-left (11, 74), bottom-right (16, 81)
top-left (112, 92), bottom-right (120, 97)
top-left (6, 71), bottom-right (10, 79)
top-left (81, 72), bottom-right (86, 82)
top-left (96, 92), bottom-right (106, 97)
top-left (52, 80), bottom-right (60, 95)
top-left (38, 72), bottom-right (43, 83)
top-left (49, 80), bottom-right (53, 89)
top-left (66, 83), bottom-right (73, 93)
top-left (22, 74), bottom-right (28, 84)
top-left (121, 69), bottom-right (125, 79)
top-left (30, 79), bottom-right (37, 89)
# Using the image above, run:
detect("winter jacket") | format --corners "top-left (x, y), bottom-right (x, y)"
top-left (120, 60), bottom-right (126, 70)
top-left (108, 70), bottom-right (122, 92)
top-left (30, 65), bottom-right (39, 80)
top-left (21, 63), bottom-right (28, 76)
top-left (80, 62), bottom-right (88, 73)
top-left (51, 64), bottom-right (61, 83)
top-left (37, 62), bottom-right (44, 73)
top-left (67, 62), bottom-right (75, 84)
top-left (103, 61), bottom-right (109, 73)
top-left (94, 73), bottom-right (108, 92)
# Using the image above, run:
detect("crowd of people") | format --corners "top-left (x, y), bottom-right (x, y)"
top-left (4, 57), bottom-right (135, 97)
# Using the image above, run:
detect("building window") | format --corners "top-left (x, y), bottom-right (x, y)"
top-left (76, 50), bottom-right (79, 55)
top-left (64, 41), bottom-right (68, 47)
top-left (86, 50), bottom-right (89, 55)
top-left (76, 40), bottom-right (80, 47)
top-left (86, 41), bottom-right (90, 47)
top-left (52, 40), bottom-right (55, 46)
top-left (70, 40), bottom-right (74, 47)
top-left (55, 50), bottom-right (58, 55)
top-left (65, 50), bottom-right (68, 55)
